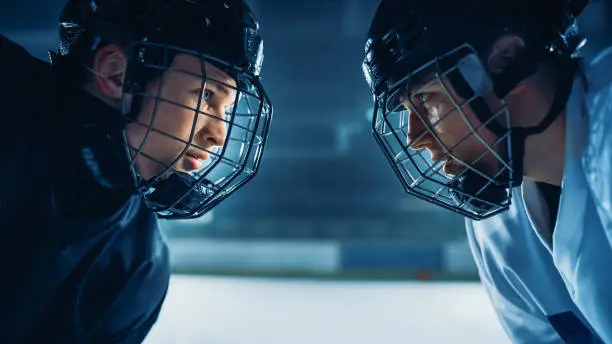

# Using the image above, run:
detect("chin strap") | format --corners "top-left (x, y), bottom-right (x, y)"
top-left (447, 55), bottom-right (578, 217)
top-left (507, 57), bottom-right (578, 187)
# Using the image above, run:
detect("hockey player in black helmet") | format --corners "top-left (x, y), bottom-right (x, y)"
top-left (363, 0), bottom-right (612, 342)
top-left (0, 0), bottom-right (272, 342)
top-left (364, 0), bottom-right (588, 220)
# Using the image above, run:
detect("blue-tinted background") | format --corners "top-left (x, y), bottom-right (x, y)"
top-left (2, 2), bottom-right (611, 342)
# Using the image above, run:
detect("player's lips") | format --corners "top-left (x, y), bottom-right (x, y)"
top-left (431, 154), bottom-right (449, 163)
top-left (431, 154), bottom-right (453, 173)
top-left (184, 151), bottom-right (209, 170)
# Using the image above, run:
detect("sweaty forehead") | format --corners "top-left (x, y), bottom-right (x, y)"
top-left (171, 53), bottom-right (237, 87)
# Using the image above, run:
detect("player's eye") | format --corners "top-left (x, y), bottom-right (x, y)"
top-left (202, 89), bottom-right (212, 101)
top-left (414, 92), bottom-right (430, 105)
top-left (192, 88), bottom-right (214, 103)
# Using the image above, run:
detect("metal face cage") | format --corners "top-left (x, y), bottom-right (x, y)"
top-left (124, 42), bottom-right (272, 219)
top-left (371, 45), bottom-right (514, 220)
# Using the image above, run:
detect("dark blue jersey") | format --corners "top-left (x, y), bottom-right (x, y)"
top-left (0, 34), bottom-right (170, 344)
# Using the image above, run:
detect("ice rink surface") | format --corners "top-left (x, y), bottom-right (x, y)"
top-left (145, 275), bottom-right (510, 344)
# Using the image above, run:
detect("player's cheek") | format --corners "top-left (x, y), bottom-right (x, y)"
top-left (440, 113), bottom-right (470, 151)
top-left (429, 102), bottom-right (452, 135)
top-left (157, 112), bottom-right (200, 163)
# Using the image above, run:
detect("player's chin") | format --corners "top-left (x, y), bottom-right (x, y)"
top-left (443, 160), bottom-right (461, 177)
top-left (136, 158), bottom-right (180, 181)
top-left (444, 160), bottom-right (479, 178)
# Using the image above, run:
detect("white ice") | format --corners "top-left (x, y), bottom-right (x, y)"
top-left (145, 275), bottom-right (510, 344)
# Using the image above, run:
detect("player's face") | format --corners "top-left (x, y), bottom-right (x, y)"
top-left (402, 75), bottom-right (502, 177)
top-left (126, 53), bottom-right (237, 181)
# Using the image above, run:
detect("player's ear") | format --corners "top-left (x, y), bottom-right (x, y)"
top-left (91, 44), bottom-right (127, 100)
top-left (486, 35), bottom-right (526, 75)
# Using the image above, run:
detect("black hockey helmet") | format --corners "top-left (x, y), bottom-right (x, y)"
top-left (53, 0), bottom-right (273, 219)
top-left (363, 0), bottom-right (588, 220)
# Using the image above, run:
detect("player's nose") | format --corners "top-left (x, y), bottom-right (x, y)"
top-left (198, 107), bottom-right (227, 149)
top-left (406, 109), bottom-right (432, 150)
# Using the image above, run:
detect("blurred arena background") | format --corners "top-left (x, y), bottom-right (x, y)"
top-left (2, 1), bottom-right (611, 343)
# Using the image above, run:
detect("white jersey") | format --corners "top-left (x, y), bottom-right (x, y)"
top-left (467, 48), bottom-right (612, 344)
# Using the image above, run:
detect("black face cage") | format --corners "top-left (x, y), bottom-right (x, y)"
top-left (371, 45), bottom-right (515, 220)
top-left (123, 42), bottom-right (272, 219)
